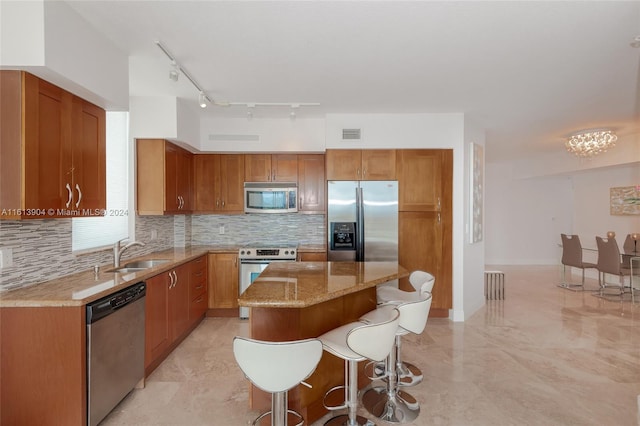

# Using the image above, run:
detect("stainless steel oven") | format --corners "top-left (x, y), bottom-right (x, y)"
top-left (238, 246), bottom-right (297, 318)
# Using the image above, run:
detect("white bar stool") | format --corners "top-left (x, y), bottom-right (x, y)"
top-left (360, 292), bottom-right (431, 423)
top-left (233, 337), bottom-right (323, 426)
top-left (359, 291), bottom-right (432, 424)
top-left (318, 305), bottom-right (400, 426)
top-left (370, 270), bottom-right (435, 386)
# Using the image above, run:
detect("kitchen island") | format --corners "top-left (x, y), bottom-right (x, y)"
top-left (238, 261), bottom-right (409, 424)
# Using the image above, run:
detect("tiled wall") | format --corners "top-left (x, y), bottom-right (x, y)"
top-left (0, 213), bottom-right (324, 292)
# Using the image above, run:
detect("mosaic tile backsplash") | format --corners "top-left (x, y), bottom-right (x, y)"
top-left (0, 213), bottom-right (324, 292)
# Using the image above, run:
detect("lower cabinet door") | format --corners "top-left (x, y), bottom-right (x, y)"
top-left (144, 272), bottom-right (170, 370)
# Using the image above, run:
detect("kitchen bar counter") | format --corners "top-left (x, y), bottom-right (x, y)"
top-left (238, 261), bottom-right (408, 308)
top-left (239, 261), bottom-right (409, 424)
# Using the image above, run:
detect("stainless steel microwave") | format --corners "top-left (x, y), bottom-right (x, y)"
top-left (244, 182), bottom-right (298, 213)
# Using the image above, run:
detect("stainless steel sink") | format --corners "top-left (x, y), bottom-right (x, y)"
top-left (123, 259), bottom-right (170, 269)
top-left (106, 267), bottom-right (147, 274)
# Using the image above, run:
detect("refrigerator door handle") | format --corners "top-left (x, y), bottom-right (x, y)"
top-left (356, 187), bottom-right (365, 261)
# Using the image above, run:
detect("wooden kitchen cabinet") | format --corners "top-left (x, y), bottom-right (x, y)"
top-left (297, 154), bottom-right (326, 213)
top-left (208, 252), bottom-right (239, 312)
top-left (397, 149), bottom-right (453, 317)
top-left (145, 258), bottom-right (204, 376)
top-left (298, 251), bottom-right (327, 261)
top-left (1, 306), bottom-right (86, 425)
top-left (244, 154), bottom-right (298, 182)
top-left (325, 149), bottom-right (396, 180)
top-left (189, 255), bottom-right (208, 325)
top-left (145, 271), bottom-right (171, 372)
top-left (0, 70), bottom-right (106, 219)
top-left (193, 154), bottom-right (245, 213)
top-left (136, 139), bottom-right (192, 215)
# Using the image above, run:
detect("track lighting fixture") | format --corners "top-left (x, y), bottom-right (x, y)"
top-left (155, 41), bottom-right (319, 115)
top-left (168, 61), bottom-right (179, 82)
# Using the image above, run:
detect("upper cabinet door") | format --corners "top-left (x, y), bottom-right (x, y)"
top-left (325, 150), bottom-right (361, 180)
top-left (193, 154), bottom-right (220, 212)
top-left (219, 154), bottom-right (245, 212)
top-left (24, 73), bottom-right (70, 212)
top-left (71, 98), bottom-right (106, 211)
top-left (397, 149), bottom-right (445, 211)
top-left (361, 150), bottom-right (396, 180)
top-left (244, 154), bottom-right (271, 182)
top-left (298, 154), bottom-right (325, 213)
top-left (271, 154), bottom-right (298, 182)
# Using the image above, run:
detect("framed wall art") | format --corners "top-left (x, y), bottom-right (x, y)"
top-left (610, 185), bottom-right (640, 215)
top-left (470, 142), bottom-right (484, 243)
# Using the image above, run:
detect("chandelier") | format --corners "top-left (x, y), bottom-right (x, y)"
top-left (565, 129), bottom-right (617, 157)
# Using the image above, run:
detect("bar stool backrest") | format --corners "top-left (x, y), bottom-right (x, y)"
top-left (233, 337), bottom-right (323, 393)
top-left (409, 270), bottom-right (435, 294)
top-left (347, 305), bottom-right (400, 362)
top-left (397, 292), bottom-right (432, 335)
top-left (596, 236), bottom-right (622, 275)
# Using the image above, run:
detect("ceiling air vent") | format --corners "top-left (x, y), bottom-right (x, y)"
top-left (342, 128), bottom-right (362, 141)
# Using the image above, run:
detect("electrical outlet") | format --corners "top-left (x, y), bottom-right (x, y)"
top-left (219, 226), bottom-right (225, 235)
top-left (0, 248), bottom-right (13, 268)
top-left (150, 229), bottom-right (158, 240)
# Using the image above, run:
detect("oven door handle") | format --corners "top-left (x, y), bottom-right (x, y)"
top-left (239, 259), bottom-right (294, 264)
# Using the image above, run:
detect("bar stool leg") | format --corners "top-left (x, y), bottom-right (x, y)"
top-left (361, 336), bottom-right (420, 424)
top-left (324, 360), bottom-right (371, 426)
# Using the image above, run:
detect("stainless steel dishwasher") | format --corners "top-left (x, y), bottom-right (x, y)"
top-left (86, 282), bottom-right (146, 426)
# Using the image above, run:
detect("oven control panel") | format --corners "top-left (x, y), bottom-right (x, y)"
top-left (238, 247), bottom-right (297, 260)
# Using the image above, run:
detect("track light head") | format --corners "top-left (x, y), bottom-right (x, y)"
top-left (199, 92), bottom-right (207, 108)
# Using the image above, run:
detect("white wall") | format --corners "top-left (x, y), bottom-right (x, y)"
top-left (129, 97), bottom-right (178, 139)
top-left (0, 0), bottom-right (128, 110)
top-left (462, 118), bottom-right (486, 320)
top-left (484, 161), bottom-right (640, 265)
top-left (199, 117), bottom-right (326, 152)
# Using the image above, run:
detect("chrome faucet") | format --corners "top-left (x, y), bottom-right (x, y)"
top-left (113, 239), bottom-right (146, 268)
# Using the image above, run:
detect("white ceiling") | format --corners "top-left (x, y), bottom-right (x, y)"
top-left (65, 1), bottom-right (640, 162)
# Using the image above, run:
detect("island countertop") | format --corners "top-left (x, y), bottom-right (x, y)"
top-left (238, 261), bottom-right (409, 308)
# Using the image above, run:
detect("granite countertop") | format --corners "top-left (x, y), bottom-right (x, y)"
top-left (238, 261), bottom-right (409, 308)
top-left (0, 244), bottom-right (326, 308)
top-left (0, 247), bottom-right (213, 308)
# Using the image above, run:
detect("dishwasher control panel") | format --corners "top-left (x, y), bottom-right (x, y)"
top-left (86, 282), bottom-right (146, 324)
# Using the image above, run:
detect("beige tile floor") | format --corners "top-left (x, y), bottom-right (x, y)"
top-left (102, 265), bottom-right (640, 425)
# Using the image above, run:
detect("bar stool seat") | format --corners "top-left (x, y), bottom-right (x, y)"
top-left (233, 337), bottom-right (323, 426)
top-left (369, 271), bottom-right (435, 386)
top-left (318, 305), bottom-right (400, 426)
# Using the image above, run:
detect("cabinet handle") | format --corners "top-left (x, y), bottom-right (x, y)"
top-left (267, 172), bottom-right (270, 181)
top-left (216, 199), bottom-right (220, 208)
top-left (272, 169), bottom-right (276, 181)
top-left (168, 271), bottom-right (174, 288)
top-left (75, 184), bottom-right (82, 208)
top-left (363, 168), bottom-right (366, 177)
top-left (356, 168), bottom-right (361, 177)
top-left (437, 212), bottom-right (441, 225)
top-left (195, 296), bottom-right (204, 303)
top-left (65, 183), bottom-right (73, 208)
top-left (437, 197), bottom-right (441, 211)
top-left (234, 256), bottom-right (237, 267)
top-left (195, 284), bottom-right (203, 290)
top-left (221, 200), bottom-right (225, 207)
top-left (173, 270), bottom-right (178, 287)
top-left (299, 196), bottom-right (303, 209)
top-left (181, 196), bottom-right (184, 209)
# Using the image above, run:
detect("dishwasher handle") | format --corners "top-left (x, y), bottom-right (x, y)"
top-left (86, 282), bottom-right (146, 324)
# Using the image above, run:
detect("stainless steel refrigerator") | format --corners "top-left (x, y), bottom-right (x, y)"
top-left (327, 181), bottom-right (398, 262)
